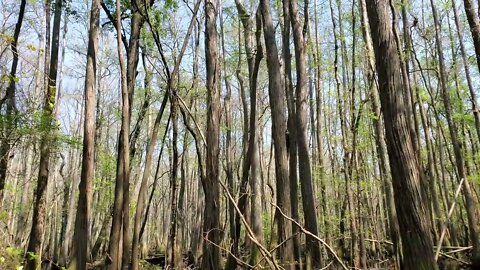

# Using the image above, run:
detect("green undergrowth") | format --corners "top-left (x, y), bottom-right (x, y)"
top-left (0, 241), bottom-right (23, 270)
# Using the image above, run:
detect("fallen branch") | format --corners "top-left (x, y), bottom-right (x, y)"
top-left (253, 232), bottom-right (300, 269)
top-left (219, 180), bottom-right (282, 269)
top-left (437, 250), bottom-right (470, 266)
top-left (87, 256), bottom-right (107, 269)
top-left (320, 260), bottom-right (334, 270)
top-left (364, 238), bottom-right (393, 246)
top-left (435, 178), bottom-right (465, 261)
top-left (272, 203), bottom-right (349, 270)
top-left (203, 235), bottom-right (254, 269)
top-left (445, 246), bottom-right (472, 254)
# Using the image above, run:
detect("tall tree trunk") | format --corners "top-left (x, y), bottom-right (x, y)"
top-left (0, 0), bottom-right (26, 208)
top-left (130, 92), bottom-right (168, 270)
top-left (70, 0), bottom-right (100, 268)
top-left (260, 0), bottom-right (294, 267)
top-left (226, 3), bottom-right (263, 268)
top-left (451, 0), bottom-right (480, 153)
top-left (219, 4), bottom-right (235, 268)
top-left (429, 1), bottom-right (480, 266)
top-left (108, 0), bottom-right (130, 268)
top-left (168, 97), bottom-right (180, 268)
top-left (463, 0), bottom-right (480, 74)
top-left (358, 0), bottom-right (401, 267)
top-left (312, 0), bottom-right (329, 248)
top-left (281, 0), bottom-right (301, 267)
top-left (102, 1), bottom-right (151, 267)
top-left (43, 0), bottom-right (51, 105)
top-left (248, 9), bottom-right (264, 267)
top-left (365, 0), bottom-right (438, 269)
top-left (25, 0), bottom-right (63, 268)
top-left (288, 0), bottom-right (322, 267)
top-left (201, 0), bottom-right (221, 267)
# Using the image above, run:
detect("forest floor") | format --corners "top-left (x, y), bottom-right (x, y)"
top-left (0, 239), bottom-right (474, 270)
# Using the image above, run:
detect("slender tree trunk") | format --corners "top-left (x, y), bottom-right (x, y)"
top-left (25, 0), bottom-right (63, 269)
top-left (248, 9), bottom-right (265, 267)
top-left (429, 1), bottom-right (480, 265)
top-left (201, 0), bottom-right (221, 267)
top-left (167, 97), bottom-right (180, 268)
top-left (130, 93), bottom-right (168, 270)
top-left (219, 5), bottom-right (235, 268)
top-left (288, 0), bottom-right (322, 267)
top-left (0, 0), bottom-right (26, 208)
top-left (281, 1), bottom-right (301, 267)
top-left (463, 0), bottom-right (480, 74)
top-left (451, 0), bottom-right (480, 149)
top-left (226, 3), bottom-right (263, 268)
top-left (70, 0), bottom-right (100, 268)
top-left (312, 0), bottom-right (329, 247)
top-left (108, 0), bottom-right (130, 267)
top-left (260, 0), bottom-right (294, 267)
top-left (43, 0), bottom-right (51, 105)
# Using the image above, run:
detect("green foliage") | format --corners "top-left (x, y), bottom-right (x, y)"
top-left (262, 211), bottom-right (273, 244)
top-left (469, 173), bottom-right (480, 185)
top-left (104, 0), bottom-right (131, 14)
top-left (0, 210), bottom-right (7, 221)
top-left (143, 0), bottom-right (179, 41)
top-left (26, 43), bottom-right (39, 52)
top-left (0, 247), bottom-right (23, 270)
top-left (26, 251), bottom-right (39, 262)
top-left (414, 86), bottom-right (428, 103)
top-left (0, 109), bottom-right (81, 155)
top-left (1, 73), bottom-right (19, 84)
top-left (5, 247), bottom-right (22, 258)
top-left (0, 33), bottom-right (14, 43)
top-left (96, 148), bottom-right (116, 180)
top-left (365, 110), bottom-right (379, 121)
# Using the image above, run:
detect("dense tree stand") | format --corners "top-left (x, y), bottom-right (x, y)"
top-left (1, 0), bottom-right (480, 269)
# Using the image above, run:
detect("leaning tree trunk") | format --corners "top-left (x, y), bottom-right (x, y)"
top-left (365, 0), bottom-right (438, 269)
top-left (25, 0), bottom-right (63, 269)
top-left (463, 0), bottom-right (480, 73)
